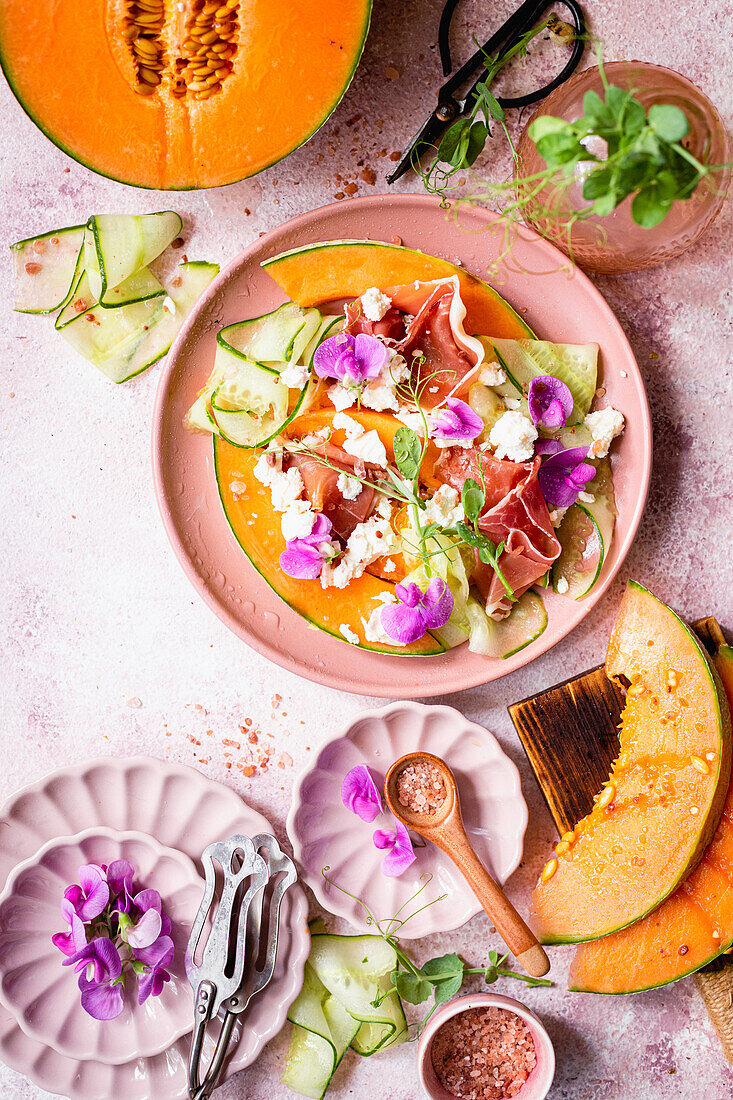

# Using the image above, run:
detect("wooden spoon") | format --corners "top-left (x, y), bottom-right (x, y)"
top-left (384, 751), bottom-right (550, 979)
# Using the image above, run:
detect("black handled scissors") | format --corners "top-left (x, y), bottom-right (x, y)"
top-left (387, 0), bottom-right (586, 185)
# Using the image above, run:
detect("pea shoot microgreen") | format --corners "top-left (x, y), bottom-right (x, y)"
top-left (321, 868), bottom-right (551, 1035)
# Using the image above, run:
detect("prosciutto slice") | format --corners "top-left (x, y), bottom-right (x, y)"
top-left (436, 447), bottom-right (561, 617)
top-left (345, 277), bottom-right (484, 407)
top-left (288, 445), bottom-right (376, 542)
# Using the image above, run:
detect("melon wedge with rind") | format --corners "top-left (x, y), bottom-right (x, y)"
top-left (531, 581), bottom-right (732, 945)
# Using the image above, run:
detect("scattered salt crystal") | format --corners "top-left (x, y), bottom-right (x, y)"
top-left (126, 697), bottom-right (142, 708)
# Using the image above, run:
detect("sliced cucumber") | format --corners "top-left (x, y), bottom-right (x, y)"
top-left (482, 337), bottom-right (599, 423)
top-left (302, 313), bottom-right (344, 368)
top-left (11, 224), bottom-right (85, 314)
top-left (307, 935), bottom-right (406, 1056)
top-left (468, 382), bottom-right (506, 437)
top-left (55, 264), bottom-right (165, 328)
top-left (222, 302), bottom-right (320, 367)
top-left (466, 590), bottom-right (548, 658)
top-left (84, 211), bottom-right (182, 302)
top-left (58, 260), bottom-right (218, 383)
top-left (552, 457), bottom-right (616, 598)
top-left (283, 964), bottom-right (359, 1100)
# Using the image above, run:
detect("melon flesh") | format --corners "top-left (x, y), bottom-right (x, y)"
top-left (0, 1), bottom-right (371, 188)
top-left (570, 644), bottom-right (733, 993)
top-left (531, 582), bottom-right (732, 944)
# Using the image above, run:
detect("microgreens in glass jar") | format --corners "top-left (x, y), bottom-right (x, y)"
top-left (53, 860), bottom-right (174, 1020)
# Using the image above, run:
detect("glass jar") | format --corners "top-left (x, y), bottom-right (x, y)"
top-left (515, 62), bottom-right (731, 273)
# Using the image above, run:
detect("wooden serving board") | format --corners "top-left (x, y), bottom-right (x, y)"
top-left (508, 616), bottom-right (733, 1060)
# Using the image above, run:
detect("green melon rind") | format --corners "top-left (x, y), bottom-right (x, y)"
top-left (213, 440), bottom-right (445, 657)
top-left (0, 6), bottom-right (373, 191)
top-left (539, 581), bottom-right (732, 945)
top-left (261, 239), bottom-right (534, 339)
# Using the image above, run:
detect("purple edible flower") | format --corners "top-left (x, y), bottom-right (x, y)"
top-left (372, 819), bottom-right (416, 877)
top-left (136, 935), bottom-right (175, 1005)
top-left (52, 898), bottom-right (88, 959)
top-left (279, 512), bottom-right (337, 580)
top-left (313, 332), bottom-right (388, 386)
top-left (341, 765), bottom-right (383, 823)
top-left (65, 938), bottom-right (125, 1021)
top-left (537, 445), bottom-right (596, 508)
top-left (64, 864), bottom-right (110, 922)
top-left (380, 578), bottom-right (454, 645)
top-left (429, 398), bottom-right (483, 444)
top-left (527, 375), bottom-right (574, 430)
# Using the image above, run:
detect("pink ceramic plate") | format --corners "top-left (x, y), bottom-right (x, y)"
top-left (286, 702), bottom-right (527, 939)
top-left (0, 757), bottom-right (309, 1100)
top-left (153, 194), bottom-right (651, 697)
top-left (0, 828), bottom-right (201, 1065)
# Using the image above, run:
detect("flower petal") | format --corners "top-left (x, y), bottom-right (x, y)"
top-left (279, 544), bottom-right (325, 579)
top-left (128, 908), bottom-right (163, 950)
top-left (380, 820), bottom-right (416, 878)
top-left (79, 977), bottom-right (125, 1021)
top-left (380, 601), bottom-right (426, 644)
top-left (528, 376), bottom-right (574, 429)
top-left (313, 333), bottom-right (356, 381)
top-left (538, 446), bottom-right (597, 507)
top-left (417, 578), bottom-right (454, 630)
top-left (372, 829), bottom-right (396, 851)
top-left (106, 860), bottom-right (135, 900)
top-left (76, 865), bottom-right (110, 921)
top-left (341, 765), bottom-right (383, 823)
top-left (354, 333), bottom-right (389, 379)
top-left (429, 398), bottom-right (483, 443)
top-left (133, 889), bottom-right (162, 915)
top-left (535, 438), bottom-right (563, 458)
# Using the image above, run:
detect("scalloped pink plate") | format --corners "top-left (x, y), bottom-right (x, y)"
top-left (0, 757), bottom-right (309, 1100)
top-left (0, 828), bottom-right (201, 1065)
top-left (287, 702), bottom-right (527, 939)
top-left (153, 194), bottom-right (651, 697)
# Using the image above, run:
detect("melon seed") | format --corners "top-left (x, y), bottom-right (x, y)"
top-left (691, 756), bottom-right (711, 775)
top-left (597, 783), bottom-right (615, 809)
top-left (555, 839), bottom-right (570, 855)
top-left (541, 859), bottom-right (558, 884)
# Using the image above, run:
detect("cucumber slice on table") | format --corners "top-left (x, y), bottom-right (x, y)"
top-left (11, 224), bottom-right (85, 314)
top-left (482, 337), bottom-right (599, 423)
top-left (465, 590), bottom-right (548, 658)
top-left (55, 265), bottom-right (165, 329)
top-left (84, 211), bottom-right (182, 302)
top-left (552, 457), bottom-right (616, 598)
top-left (58, 260), bottom-right (218, 383)
top-left (283, 964), bottom-right (360, 1100)
top-left (307, 934), bottom-right (407, 1056)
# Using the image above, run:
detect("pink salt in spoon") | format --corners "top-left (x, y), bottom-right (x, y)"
top-left (384, 751), bottom-right (550, 979)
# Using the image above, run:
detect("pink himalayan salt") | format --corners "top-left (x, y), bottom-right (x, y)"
top-left (431, 1006), bottom-right (537, 1100)
top-left (396, 761), bottom-right (446, 815)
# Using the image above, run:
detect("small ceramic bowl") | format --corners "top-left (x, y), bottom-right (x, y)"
top-left (0, 827), bottom-right (203, 1066)
top-left (417, 992), bottom-right (555, 1100)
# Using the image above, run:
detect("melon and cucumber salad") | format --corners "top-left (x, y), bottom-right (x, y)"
top-left (185, 240), bottom-right (626, 658)
top-left (11, 211), bottom-right (218, 382)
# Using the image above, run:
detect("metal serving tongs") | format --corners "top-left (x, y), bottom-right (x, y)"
top-left (186, 834), bottom-right (298, 1100)
top-left (387, 0), bottom-right (586, 184)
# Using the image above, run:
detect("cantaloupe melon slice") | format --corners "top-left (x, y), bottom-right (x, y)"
top-left (262, 240), bottom-right (533, 341)
top-left (570, 643), bottom-right (733, 992)
top-left (531, 582), bottom-right (732, 944)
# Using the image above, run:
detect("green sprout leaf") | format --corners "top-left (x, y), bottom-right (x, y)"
top-left (631, 170), bottom-right (679, 227)
top-left (392, 970), bottom-right (433, 1005)
top-left (464, 121), bottom-right (490, 167)
top-left (648, 103), bottom-right (690, 143)
top-left (477, 85), bottom-right (505, 123)
top-left (461, 478), bottom-right (485, 524)
top-left (393, 426), bottom-right (421, 480)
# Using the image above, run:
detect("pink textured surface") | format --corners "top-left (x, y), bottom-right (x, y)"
top-left (1, 1), bottom-right (732, 1097)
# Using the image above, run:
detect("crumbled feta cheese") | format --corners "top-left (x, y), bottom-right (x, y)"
top-left (479, 361), bottom-right (507, 387)
top-left (229, 480), bottom-right (247, 499)
top-left (321, 512), bottom-right (396, 589)
top-left (387, 352), bottom-right (410, 383)
top-left (281, 500), bottom-right (315, 541)
top-left (337, 472), bottom-right (362, 500)
top-left (394, 407), bottom-right (426, 435)
top-left (578, 491), bottom-right (595, 504)
top-left (424, 484), bottom-right (463, 528)
top-left (301, 427), bottom-right (330, 448)
top-left (360, 286), bottom-right (392, 322)
top-left (280, 360), bottom-right (310, 390)
top-left (383, 558), bottom-right (396, 573)
top-left (328, 383), bottom-right (357, 411)
top-left (162, 295), bottom-right (176, 315)
top-left (270, 466), bottom-right (305, 511)
top-left (620, 370), bottom-right (628, 378)
top-left (332, 412), bottom-right (364, 437)
top-left (339, 623), bottom-right (360, 645)
top-left (253, 452), bottom-right (281, 486)
top-left (432, 435), bottom-right (475, 450)
top-left (361, 381), bottom-right (400, 412)
top-left (376, 495), bottom-right (393, 520)
top-left (584, 407), bottom-right (625, 458)
top-left (556, 576), bottom-right (570, 594)
top-left (504, 397), bottom-right (521, 410)
top-left (343, 429), bottom-right (388, 469)
top-left (362, 593), bottom-right (405, 646)
top-left (549, 507), bottom-right (568, 528)
top-left (488, 410), bottom-right (538, 462)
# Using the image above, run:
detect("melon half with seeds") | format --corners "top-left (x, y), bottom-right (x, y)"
top-left (531, 581), bottom-right (732, 945)
top-left (0, 0), bottom-right (372, 188)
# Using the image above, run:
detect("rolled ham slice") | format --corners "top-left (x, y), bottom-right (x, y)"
top-left (288, 444), bottom-right (377, 542)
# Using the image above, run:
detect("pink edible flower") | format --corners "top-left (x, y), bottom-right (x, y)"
top-left (64, 864), bottom-right (110, 923)
top-left (313, 332), bottom-right (388, 386)
top-left (279, 513), bottom-right (337, 579)
top-left (341, 764), bottom-right (383, 823)
top-left (429, 398), bottom-right (483, 445)
top-left (64, 938), bottom-right (125, 1021)
top-left (528, 375), bottom-right (574, 429)
top-left (380, 578), bottom-right (454, 645)
top-left (136, 935), bottom-right (175, 1005)
top-left (536, 441), bottom-right (596, 508)
top-left (373, 818), bottom-right (417, 877)
top-left (51, 898), bottom-right (88, 959)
